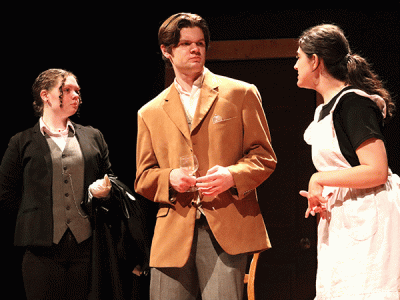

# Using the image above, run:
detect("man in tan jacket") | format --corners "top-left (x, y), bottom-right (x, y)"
top-left (135, 13), bottom-right (277, 300)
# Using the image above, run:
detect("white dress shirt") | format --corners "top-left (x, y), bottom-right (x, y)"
top-left (174, 68), bottom-right (207, 128)
top-left (174, 68), bottom-right (208, 218)
top-left (39, 118), bottom-right (75, 152)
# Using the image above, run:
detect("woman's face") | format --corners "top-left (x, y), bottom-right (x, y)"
top-left (294, 47), bottom-right (317, 89)
top-left (44, 76), bottom-right (81, 118)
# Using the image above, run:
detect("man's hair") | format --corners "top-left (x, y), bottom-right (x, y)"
top-left (158, 13), bottom-right (210, 66)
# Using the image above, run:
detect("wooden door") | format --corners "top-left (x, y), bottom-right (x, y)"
top-left (166, 39), bottom-right (318, 300)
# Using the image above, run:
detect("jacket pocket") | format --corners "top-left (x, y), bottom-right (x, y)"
top-left (212, 114), bottom-right (238, 125)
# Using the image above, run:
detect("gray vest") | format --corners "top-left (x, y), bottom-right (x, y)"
top-left (46, 132), bottom-right (91, 244)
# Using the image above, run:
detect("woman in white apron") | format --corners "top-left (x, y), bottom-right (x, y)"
top-left (295, 24), bottom-right (400, 299)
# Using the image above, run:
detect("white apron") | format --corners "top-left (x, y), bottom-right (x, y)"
top-left (304, 89), bottom-right (400, 299)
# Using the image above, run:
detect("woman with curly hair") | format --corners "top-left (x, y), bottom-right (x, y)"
top-left (0, 69), bottom-right (113, 299)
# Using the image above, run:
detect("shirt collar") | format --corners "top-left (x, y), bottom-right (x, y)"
top-left (174, 67), bottom-right (208, 95)
top-left (39, 117), bottom-right (75, 136)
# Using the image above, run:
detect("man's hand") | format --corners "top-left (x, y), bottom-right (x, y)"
top-left (169, 168), bottom-right (197, 193)
top-left (196, 165), bottom-right (235, 197)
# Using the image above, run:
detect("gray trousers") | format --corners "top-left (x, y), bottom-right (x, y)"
top-left (150, 216), bottom-right (248, 300)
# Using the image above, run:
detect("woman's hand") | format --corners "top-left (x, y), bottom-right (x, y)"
top-left (300, 173), bottom-right (329, 218)
top-left (300, 139), bottom-right (389, 219)
top-left (89, 174), bottom-right (112, 198)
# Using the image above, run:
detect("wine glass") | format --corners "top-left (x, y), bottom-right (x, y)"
top-left (180, 154), bottom-right (199, 192)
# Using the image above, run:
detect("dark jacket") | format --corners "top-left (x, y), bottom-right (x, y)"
top-left (1, 121), bottom-right (151, 298)
top-left (84, 177), bottom-right (151, 300)
top-left (0, 121), bottom-right (112, 246)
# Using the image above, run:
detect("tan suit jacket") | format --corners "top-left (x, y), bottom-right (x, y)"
top-left (135, 70), bottom-right (277, 268)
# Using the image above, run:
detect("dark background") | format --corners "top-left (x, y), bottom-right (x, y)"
top-left (1, 8), bottom-right (398, 299)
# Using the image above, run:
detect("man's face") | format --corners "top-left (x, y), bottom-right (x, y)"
top-left (166, 26), bottom-right (206, 75)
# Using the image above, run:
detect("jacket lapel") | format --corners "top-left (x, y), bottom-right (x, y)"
top-left (163, 85), bottom-right (191, 143)
top-left (162, 71), bottom-right (219, 140)
top-left (73, 123), bottom-right (96, 188)
top-left (73, 123), bottom-right (89, 157)
top-left (33, 122), bottom-right (52, 175)
top-left (191, 72), bottom-right (219, 132)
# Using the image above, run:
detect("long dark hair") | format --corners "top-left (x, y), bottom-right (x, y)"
top-left (299, 24), bottom-right (395, 120)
